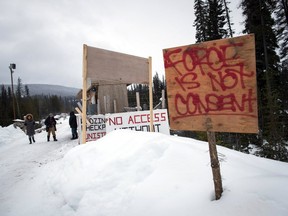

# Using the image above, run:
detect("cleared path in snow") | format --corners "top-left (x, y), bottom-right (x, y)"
top-left (0, 118), bottom-right (78, 215)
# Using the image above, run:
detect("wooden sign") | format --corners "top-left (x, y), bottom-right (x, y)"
top-left (87, 46), bottom-right (149, 84)
top-left (163, 34), bottom-right (258, 133)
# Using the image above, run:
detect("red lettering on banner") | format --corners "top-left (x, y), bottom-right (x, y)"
top-left (108, 117), bottom-right (123, 125)
top-left (126, 113), bottom-right (167, 124)
top-left (86, 132), bottom-right (106, 141)
top-left (128, 116), bottom-right (134, 124)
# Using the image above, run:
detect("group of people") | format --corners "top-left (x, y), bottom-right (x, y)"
top-left (24, 111), bottom-right (78, 144)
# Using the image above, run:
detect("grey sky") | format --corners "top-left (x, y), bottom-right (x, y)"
top-left (0, 0), bottom-right (244, 88)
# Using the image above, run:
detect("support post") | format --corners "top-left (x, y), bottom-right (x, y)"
top-left (82, 44), bottom-right (88, 144)
top-left (207, 131), bottom-right (223, 200)
top-left (104, 96), bottom-right (107, 113)
top-left (148, 57), bottom-right (154, 132)
top-left (9, 65), bottom-right (16, 119)
top-left (161, 89), bottom-right (166, 109)
top-left (113, 99), bottom-right (117, 113)
top-left (136, 92), bottom-right (141, 111)
top-left (97, 99), bottom-right (100, 114)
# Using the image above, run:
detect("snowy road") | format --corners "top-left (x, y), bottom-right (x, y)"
top-left (0, 119), bottom-right (78, 216)
top-left (1, 117), bottom-right (288, 216)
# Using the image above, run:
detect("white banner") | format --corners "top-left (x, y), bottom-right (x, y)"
top-left (105, 109), bottom-right (170, 135)
top-left (86, 114), bottom-right (106, 142)
top-left (84, 110), bottom-right (170, 142)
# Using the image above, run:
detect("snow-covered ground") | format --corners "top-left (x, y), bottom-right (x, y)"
top-left (0, 117), bottom-right (288, 216)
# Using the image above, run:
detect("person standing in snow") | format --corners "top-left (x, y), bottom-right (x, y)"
top-left (44, 113), bottom-right (57, 141)
top-left (69, 111), bottom-right (78, 139)
top-left (24, 113), bottom-right (36, 144)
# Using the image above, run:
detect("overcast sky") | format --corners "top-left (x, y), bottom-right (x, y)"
top-left (0, 0), bottom-right (244, 89)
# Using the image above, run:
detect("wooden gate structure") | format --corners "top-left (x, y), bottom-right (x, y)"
top-left (79, 45), bottom-right (153, 144)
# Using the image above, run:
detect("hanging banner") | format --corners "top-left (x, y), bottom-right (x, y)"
top-left (86, 114), bottom-right (106, 142)
top-left (105, 109), bottom-right (170, 135)
top-left (163, 34), bottom-right (258, 133)
top-left (84, 110), bottom-right (170, 142)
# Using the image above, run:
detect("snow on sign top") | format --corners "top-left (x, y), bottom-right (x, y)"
top-left (163, 34), bottom-right (258, 134)
top-left (86, 46), bottom-right (149, 85)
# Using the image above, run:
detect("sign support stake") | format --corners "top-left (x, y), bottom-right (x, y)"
top-left (207, 131), bottom-right (223, 200)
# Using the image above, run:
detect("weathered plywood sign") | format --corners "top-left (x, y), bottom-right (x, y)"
top-left (163, 34), bottom-right (258, 133)
top-left (87, 46), bottom-right (149, 84)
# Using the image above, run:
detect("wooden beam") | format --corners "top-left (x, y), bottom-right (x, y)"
top-left (82, 44), bottom-right (88, 144)
top-left (149, 57), bottom-right (154, 132)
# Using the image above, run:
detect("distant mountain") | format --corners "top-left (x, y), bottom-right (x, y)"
top-left (3, 84), bottom-right (80, 97)
top-left (27, 84), bottom-right (80, 97)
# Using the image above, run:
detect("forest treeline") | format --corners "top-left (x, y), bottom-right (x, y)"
top-left (0, 78), bottom-right (78, 126)
top-left (193, 0), bottom-right (288, 161)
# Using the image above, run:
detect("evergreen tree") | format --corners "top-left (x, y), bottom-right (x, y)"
top-left (153, 72), bottom-right (162, 104)
top-left (207, 0), bottom-right (228, 40)
top-left (240, 0), bottom-right (288, 161)
top-left (194, 0), bottom-right (209, 42)
top-left (15, 77), bottom-right (24, 118)
top-left (0, 85), bottom-right (10, 125)
top-left (222, 0), bottom-right (234, 37)
top-left (24, 85), bottom-right (30, 97)
top-left (275, 0), bottom-right (288, 60)
top-left (275, 1), bottom-right (288, 128)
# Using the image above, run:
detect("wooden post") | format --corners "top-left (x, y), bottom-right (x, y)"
top-left (97, 99), bottom-right (100, 114)
top-left (106, 95), bottom-right (111, 113)
top-left (161, 89), bottom-right (165, 109)
top-left (81, 44), bottom-right (88, 144)
top-left (103, 96), bottom-right (107, 113)
top-left (136, 92), bottom-right (141, 111)
top-left (207, 131), bottom-right (223, 200)
top-left (148, 57), bottom-right (154, 132)
top-left (113, 99), bottom-right (117, 113)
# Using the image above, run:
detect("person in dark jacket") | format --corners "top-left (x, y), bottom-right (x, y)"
top-left (44, 113), bottom-right (57, 141)
top-left (69, 111), bottom-right (78, 139)
top-left (24, 113), bottom-right (36, 144)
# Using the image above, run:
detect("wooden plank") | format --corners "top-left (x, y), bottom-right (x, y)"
top-left (136, 92), bottom-right (141, 111)
top-left (149, 57), bottom-right (154, 132)
top-left (163, 34), bottom-right (258, 133)
top-left (98, 84), bottom-right (128, 114)
top-left (87, 46), bottom-right (149, 84)
top-left (82, 44), bottom-right (88, 144)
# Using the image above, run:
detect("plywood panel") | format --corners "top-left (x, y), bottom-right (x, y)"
top-left (163, 34), bottom-right (258, 133)
top-left (98, 84), bottom-right (128, 114)
top-left (87, 46), bottom-right (149, 84)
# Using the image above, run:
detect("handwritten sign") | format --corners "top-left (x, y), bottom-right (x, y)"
top-left (86, 115), bottom-right (106, 142)
top-left (163, 34), bottom-right (258, 133)
top-left (105, 110), bottom-right (170, 135)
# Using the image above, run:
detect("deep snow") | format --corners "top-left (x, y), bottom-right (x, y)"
top-left (0, 117), bottom-right (288, 216)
